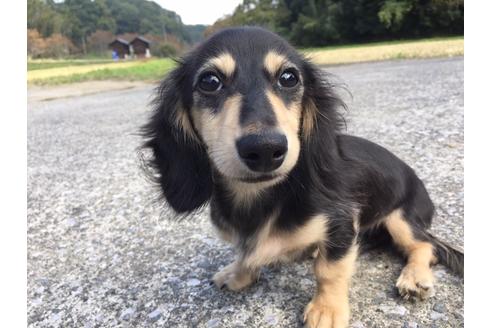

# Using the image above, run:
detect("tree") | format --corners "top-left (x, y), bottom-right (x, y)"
top-left (27, 0), bottom-right (205, 58)
top-left (27, 29), bottom-right (77, 58)
top-left (206, 0), bottom-right (463, 47)
top-left (27, 0), bottom-right (63, 37)
top-left (58, 0), bottom-right (115, 53)
top-left (44, 34), bottom-right (77, 58)
top-left (378, 0), bottom-right (413, 31)
top-left (27, 29), bottom-right (47, 58)
top-left (87, 30), bottom-right (115, 55)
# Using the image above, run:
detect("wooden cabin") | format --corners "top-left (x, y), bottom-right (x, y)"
top-left (130, 36), bottom-right (151, 58)
top-left (108, 38), bottom-right (130, 59)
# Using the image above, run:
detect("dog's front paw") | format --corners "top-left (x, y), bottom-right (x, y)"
top-left (303, 296), bottom-right (349, 328)
top-left (212, 262), bottom-right (258, 291)
top-left (396, 263), bottom-right (435, 300)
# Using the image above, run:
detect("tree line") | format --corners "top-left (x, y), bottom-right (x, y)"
top-left (205, 0), bottom-right (464, 47)
top-left (28, 0), bottom-right (463, 59)
top-left (27, 0), bottom-right (206, 58)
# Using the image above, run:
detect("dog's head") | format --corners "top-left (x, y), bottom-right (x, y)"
top-left (142, 27), bottom-right (343, 213)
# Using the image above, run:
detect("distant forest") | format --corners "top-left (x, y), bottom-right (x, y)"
top-left (27, 0), bottom-right (206, 58)
top-left (27, 0), bottom-right (464, 59)
top-left (206, 0), bottom-right (464, 47)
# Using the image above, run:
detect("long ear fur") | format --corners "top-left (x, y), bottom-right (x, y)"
top-left (300, 60), bottom-right (356, 215)
top-left (140, 64), bottom-right (213, 214)
top-left (301, 60), bottom-right (346, 146)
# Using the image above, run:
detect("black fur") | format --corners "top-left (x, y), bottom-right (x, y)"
top-left (141, 27), bottom-right (463, 273)
top-left (141, 67), bottom-right (212, 212)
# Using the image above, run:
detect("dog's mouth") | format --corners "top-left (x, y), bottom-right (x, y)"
top-left (236, 174), bottom-right (281, 183)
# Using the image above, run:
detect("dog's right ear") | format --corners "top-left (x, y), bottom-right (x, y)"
top-left (141, 63), bottom-right (213, 214)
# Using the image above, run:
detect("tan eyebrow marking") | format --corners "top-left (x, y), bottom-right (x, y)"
top-left (205, 52), bottom-right (236, 77)
top-left (263, 51), bottom-right (289, 76)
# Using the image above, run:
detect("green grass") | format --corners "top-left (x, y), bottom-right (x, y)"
top-left (27, 59), bottom-right (114, 71)
top-left (30, 59), bottom-right (176, 85)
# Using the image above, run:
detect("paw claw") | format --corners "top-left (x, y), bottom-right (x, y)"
top-left (396, 264), bottom-right (435, 301)
top-left (212, 261), bottom-right (258, 292)
top-left (304, 297), bottom-right (349, 328)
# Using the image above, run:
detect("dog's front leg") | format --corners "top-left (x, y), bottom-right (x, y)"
top-left (212, 258), bottom-right (259, 291)
top-left (304, 245), bottom-right (358, 328)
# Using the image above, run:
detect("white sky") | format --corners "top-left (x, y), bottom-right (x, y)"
top-left (155, 0), bottom-right (243, 25)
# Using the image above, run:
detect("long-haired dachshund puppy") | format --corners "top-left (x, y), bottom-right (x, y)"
top-left (141, 27), bottom-right (463, 328)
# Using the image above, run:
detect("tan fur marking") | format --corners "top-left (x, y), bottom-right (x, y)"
top-left (212, 260), bottom-right (259, 291)
top-left (175, 108), bottom-right (199, 142)
top-left (244, 214), bottom-right (328, 268)
top-left (267, 90), bottom-right (301, 134)
top-left (304, 245), bottom-right (358, 328)
top-left (197, 94), bottom-right (244, 178)
top-left (226, 180), bottom-right (271, 207)
top-left (263, 51), bottom-right (288, 76)
top-left (265, 90), bottom-right (301, 174)
top-left (242, 123), bottom-right (263, 135)
top-left (385, 209), bottom-right (436, 261)
top-left (302, 98), bottom-right (318, 140)
top-left (384, 209), bottom-right (436, 300)
top-left (208, 52), bottom-right (236, 77)
top-left (219, 94), bottom-right (243, 137)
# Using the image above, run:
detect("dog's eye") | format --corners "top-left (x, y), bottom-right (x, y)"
top-left (198, 73), bottom-right (223, 92)
top-left (278, 70), bottom-right (299, 88)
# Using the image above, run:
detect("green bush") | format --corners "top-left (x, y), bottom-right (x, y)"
top-left (153, 43), bottom-right (178, 58)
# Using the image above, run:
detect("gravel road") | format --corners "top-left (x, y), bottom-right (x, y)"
top-left (27, 57), bottom-right (464, 328)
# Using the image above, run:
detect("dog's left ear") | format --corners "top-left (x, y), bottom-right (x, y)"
top-left (141, 64), bottom-right (213, 214)
top-left (300, 59), bottom-right (345, 147)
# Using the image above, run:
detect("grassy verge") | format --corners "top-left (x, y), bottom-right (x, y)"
top-left (28, 37), bottom-right (463, 85)
top-left (29, 59), bottom-right (176, 85)
top-left (303, 36), bottom-right (463, 66)
top-left (28, 59), bottom-right (114, 71)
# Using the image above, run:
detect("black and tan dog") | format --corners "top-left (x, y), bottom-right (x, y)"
top-left (141, 27), bottom-right (463, 328)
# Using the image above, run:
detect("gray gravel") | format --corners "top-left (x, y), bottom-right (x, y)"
top-left (27, 57), bottom-right (464, 327)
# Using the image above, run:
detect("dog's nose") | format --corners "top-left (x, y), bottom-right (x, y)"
top-left (236, 133), bottom-right (288, 172)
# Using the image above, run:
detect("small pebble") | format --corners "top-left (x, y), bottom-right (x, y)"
top-left (148, 309), bottom-right (161, 322)
top-left (264, 313), bottom-right (278, 326)
top-left (379, 304), bottom-right (408, 317)
top-left (432, 303), bottom-right (446, 313)
top-left (207, 318), bottom-right (221, 328)
top-left (120, 308), bottom-right (135, 321)
top-left (187, 278), bottom-right (201, 287)
top-left (430, 311), bottom-right (446, 320)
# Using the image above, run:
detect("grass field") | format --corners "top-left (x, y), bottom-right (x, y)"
top-left (28, 37), bottom-right (463, 85)
top-left (28, 59), bottom-right (175, 85)
top-left (304, 37), bottom-right (463, 66)
top-left (27, 59), bottom-right (114, 71)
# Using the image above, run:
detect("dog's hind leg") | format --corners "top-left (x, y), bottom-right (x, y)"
top-left (384, 209), bottom-right (437, 300)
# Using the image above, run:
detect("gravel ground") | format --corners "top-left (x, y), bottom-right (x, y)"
top-left (27, 57), bottom-right (464, 328)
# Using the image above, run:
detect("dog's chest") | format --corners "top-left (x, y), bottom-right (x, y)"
top-left (212, 208), bottom-right (328, 268)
